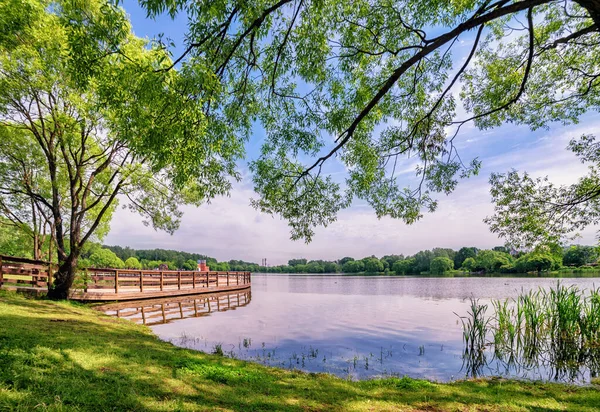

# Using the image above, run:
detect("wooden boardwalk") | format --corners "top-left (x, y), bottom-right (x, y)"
top-left (0, 255), bottom-right (251, 302)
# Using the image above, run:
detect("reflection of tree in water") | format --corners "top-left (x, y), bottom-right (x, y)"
top-left (458, 284), bottom-right (600, 383)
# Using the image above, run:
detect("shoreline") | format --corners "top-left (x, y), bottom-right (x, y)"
top-left (1, 290), bottom-right (599, 411)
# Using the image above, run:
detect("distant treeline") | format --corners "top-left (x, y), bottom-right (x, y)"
top-left (71, 243), bottom-right (600, 275)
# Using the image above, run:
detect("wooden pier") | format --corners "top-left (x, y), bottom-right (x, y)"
top-left (0, 254), bottom-right (251, 301)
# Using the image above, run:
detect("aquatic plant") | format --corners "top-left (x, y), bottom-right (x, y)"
top-left (212, 343), bottom-right (224, 356)
top-left (458, 283), bottom-right (600, 382)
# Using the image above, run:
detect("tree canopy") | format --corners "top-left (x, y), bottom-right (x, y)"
top-left (0, 0), bottom-right (246, 297)
top-left (137, 0), bottom-right (599, 243)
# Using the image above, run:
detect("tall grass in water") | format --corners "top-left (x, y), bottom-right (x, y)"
top-left (455, 299), bottom-right (490, 377)
top-left (456, 299), bottom-right (489, 355)
top-left (458, 282), bottom-right (600, 382)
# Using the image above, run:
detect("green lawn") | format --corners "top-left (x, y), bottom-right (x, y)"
top-left (1, 290), bottom-right (599, 411)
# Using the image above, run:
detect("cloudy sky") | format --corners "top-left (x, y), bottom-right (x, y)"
top-left (104, 2), bottom-right (600, 265)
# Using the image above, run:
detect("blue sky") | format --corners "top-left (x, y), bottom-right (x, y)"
top-left (104, 2), bottom-right (600, 264)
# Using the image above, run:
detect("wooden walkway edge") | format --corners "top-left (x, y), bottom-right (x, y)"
top-left (0, 254), bottom-right (251, 302)
top-left (71, 283), bottom-right (251, 302)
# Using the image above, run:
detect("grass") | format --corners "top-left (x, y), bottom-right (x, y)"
top-left (1, 292), bottom-right (600, 411)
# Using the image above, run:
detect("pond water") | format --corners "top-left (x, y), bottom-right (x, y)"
top-left (100, 274), bottom-right (600, 383)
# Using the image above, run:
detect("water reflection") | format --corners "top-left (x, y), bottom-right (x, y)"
top-left (98, 290), bottom-right (251, 325)
top-left (100, 275), bottom-right (600, 383)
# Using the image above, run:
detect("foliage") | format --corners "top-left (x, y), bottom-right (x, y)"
top-left (462, 257), bottom-right (477, 272)
top-left (88, 248), bottom-right (124, 269)
top-left (430, 256), bottom-right (454, 275)
top-left (474, 250), bottom-right (513, 273)
top-left (363, 257), bottom-right (384, 273)
top-left (124, 257), bottom-right (142, 270)
top-left (563, 245), bottom-right (599, 267)
top-left (454, 247), bottom-right (478, 269)
top-left (487, 138), bottom-right (600, 248)
top-left (342, 260), bottom-right (365, 273)
top-left (0, 0), bottom-right (245, 298)
top-left (392, 258), bottom-right (416, 275)
top-left (514, 251), bottom-right (561, 273)
top-left (137, 0), bottom-right (600, 241)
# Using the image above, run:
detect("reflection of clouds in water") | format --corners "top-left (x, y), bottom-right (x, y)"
top-left (149, 275), bottom-right (600, 382)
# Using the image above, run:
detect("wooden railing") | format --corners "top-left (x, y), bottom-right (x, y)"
top-left (0, 254), bottom-right (251, 296)
top-left (79, 268), bottom-right (251, 293)
top-left (0, 255), bottom-right (55, 290)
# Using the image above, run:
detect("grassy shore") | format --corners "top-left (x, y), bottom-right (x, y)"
top-left (1, 291), bottom-right (599, 411)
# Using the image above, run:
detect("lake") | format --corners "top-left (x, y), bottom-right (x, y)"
top-left (100, 274), bottom-right (600, 383)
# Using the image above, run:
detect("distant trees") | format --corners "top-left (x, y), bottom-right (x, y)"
top-left (454, 247), bottom-right (478, 269)
top-left (430, 257), bottom-right (454, 275)
top-left (124, 257), bottom-right (142, 270)
top-left (87, 249), bottom-right (124, 269)
top-left (473, 250), bottom-right (513, 273)
top-left (30, 241), bottom-right (600, 276)
top-left (342, 260), bottom-right (364, 273)
top-left (563, 246), bottom-right (599, 267)
top-left (288, 259), bottom-right (308, 266)
top-left (338, 257), bottom-right (354, 266)
top-left (390, 258), bottom-right (411, 275)
top-left (462, 258), bottom-right (477, 272)
top-left (363, 257), bottom-right (384, 273)
top-left (514, 253), bottom-right (556, 273)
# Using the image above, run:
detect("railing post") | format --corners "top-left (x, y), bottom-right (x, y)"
top-left (0, 256), bottom-right (3, 289)
top-left (206, 272), bottom-right (209, 288)
top-left (84, 268), bottom-right (88, 292)
top-left (227, 272), bottom-right (230, 286)
top-left (47, 260), bottom-right (53, 291)
top-left (177, 271), bottom-right (181, 290)
top-left (140, 271), bottom-right (144, 292)
top-left (216, 272), bottom-right (219, 287)
top-left (193, 271), bottom-right (196, 289)
top-left (114, 270), bottom-right (119, 294)
top-left (160, 271), bottom-right (164, 291)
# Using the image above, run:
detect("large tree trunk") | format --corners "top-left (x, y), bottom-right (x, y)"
top-left (47, 254), bottom-right (77, 300)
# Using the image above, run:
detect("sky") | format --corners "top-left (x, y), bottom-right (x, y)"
top-left (103, 2), bottom-right (600, 265)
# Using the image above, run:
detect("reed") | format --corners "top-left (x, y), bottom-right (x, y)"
top-left (458, 283), bottom-right (600, 381)
top-left (456, 298), bottom-right (489, 356)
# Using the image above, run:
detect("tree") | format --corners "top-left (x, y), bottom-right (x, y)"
top-left (88, 249), bottom-right (124, 269)
top-left (288, 259), bottom-right (308, 267)
top-left (454, 247), bottom-right (478, 269)
top-left (514, 253), bottom-right (555, 273)
top-left (474, 250), bottom-right (512, 273)
top-left (363, 257), bottom-right (384, 273)
top-left (563, 245), bottom-right (599, 266)
top-left (430, 256), bottom-right (454, 275)
top-left (124, 257), bottom-right (142, 270)
top-left (342, 260), bottom-right (364, 273)
top-left (381, 255), bottom-right (404, 270)
top-left (338, 257), bottom-right (355, 266)
top-left (412, 250), bottom-right (435, 274)
top-left (140, 0), bottom-right (600, 242)
top-left (462, 257), bottom-right (477, 272)
top-left (393, 258), bottom-right (415, 275)
top-left (0, 0), bottom-right (244, 298)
